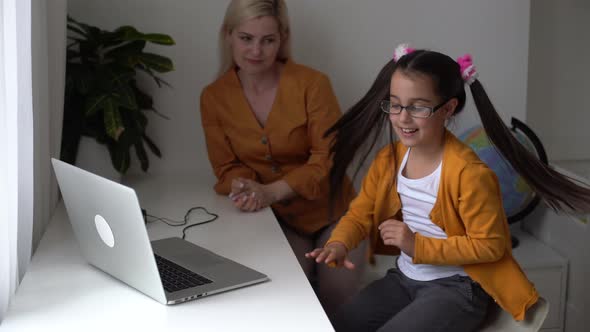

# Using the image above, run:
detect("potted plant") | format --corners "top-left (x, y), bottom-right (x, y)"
top-left (61, 16), bottom-right (175, 175)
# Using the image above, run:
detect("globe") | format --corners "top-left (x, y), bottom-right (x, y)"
top-left (458, 121), bottom-right (542, 223)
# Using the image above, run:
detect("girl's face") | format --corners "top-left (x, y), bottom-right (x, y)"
top-left (388, 70), bottom-right (456, 151)
top-left (228, 16), bottom-right (281, 76)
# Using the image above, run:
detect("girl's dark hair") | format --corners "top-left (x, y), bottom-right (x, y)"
top-left (326, 49), bottom-right (590, 216)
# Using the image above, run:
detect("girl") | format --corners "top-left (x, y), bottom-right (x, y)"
top-left (199, 0), bottom-right (365, 321)
top-left (306, 44), bottom-right (590, 332)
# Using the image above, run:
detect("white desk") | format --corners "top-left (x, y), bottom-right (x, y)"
top-left (1, 174), bottom-right (333, 331)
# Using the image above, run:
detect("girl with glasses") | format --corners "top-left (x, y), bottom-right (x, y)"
top-left (306, 44), bottom-right (590, 331)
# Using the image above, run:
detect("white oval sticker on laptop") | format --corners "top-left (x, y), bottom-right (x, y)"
top-left (94, 214), bottom-right (115, 248)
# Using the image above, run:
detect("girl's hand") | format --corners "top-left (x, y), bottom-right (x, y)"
top-left (305, 242), bottom-right (355, 270)
top-left (379, 219), bottom-right (416, 257)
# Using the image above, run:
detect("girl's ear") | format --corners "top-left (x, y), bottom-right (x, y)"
top-left (444, 98), bottom-right (459, 118)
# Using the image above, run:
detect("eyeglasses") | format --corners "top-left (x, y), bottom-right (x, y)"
top-left (379, 100), bottom-right (449, 118)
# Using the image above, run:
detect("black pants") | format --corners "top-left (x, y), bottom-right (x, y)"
top-left (334, 269), bottom-right (491, 332)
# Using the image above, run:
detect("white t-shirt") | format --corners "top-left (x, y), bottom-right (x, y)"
top-left (396, 148), bottom-right (468, 281)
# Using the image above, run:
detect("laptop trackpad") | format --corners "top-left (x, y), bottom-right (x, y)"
top-left (151, 237), bottom-right (225, 270)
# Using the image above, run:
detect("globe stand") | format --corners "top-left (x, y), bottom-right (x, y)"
top-left (461, 117), bottom-right (549, 251)
top-left (506, 118), bottom-right (548, 250)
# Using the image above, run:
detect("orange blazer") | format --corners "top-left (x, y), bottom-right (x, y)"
top-left (200, 60), bottom-right (355, 235)
top-left (327, 130), bottom-right (539, 321)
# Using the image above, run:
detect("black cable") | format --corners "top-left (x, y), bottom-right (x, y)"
top-left (145, 206), bottom-right (219, 240)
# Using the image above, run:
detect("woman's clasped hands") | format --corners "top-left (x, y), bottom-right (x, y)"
top-left (229, 178), bottom-right (276, 212)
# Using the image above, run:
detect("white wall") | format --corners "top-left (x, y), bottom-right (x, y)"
top-left (527, 0), bottom-right (590, 162)
top-left (31, 0), bottom-right (66, 252)
top-left (526, 2), bottom-right (590, 331)
top-left (67, 0), bottom-right (531, 177)
top-left (55, 3), bottom-right (590, 331)
top-left (31, 0), bottom-right (49, 253)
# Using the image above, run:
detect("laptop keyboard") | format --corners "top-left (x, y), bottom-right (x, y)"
top-left (154, 254), bottom-right (213, 293)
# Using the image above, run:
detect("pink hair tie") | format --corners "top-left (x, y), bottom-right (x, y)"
top-left (457, 54), bottom-right (478, 85)
top-left (393, 43), bottom-right (415, 62)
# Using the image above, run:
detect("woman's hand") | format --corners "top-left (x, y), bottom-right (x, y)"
top-left (229, 178), bottom-right (254, 211)
top-left (305, 242), bottom-right (355, 270)
top-left (378, 219), bottom-right (415, 257)
top-left (229, 178), bottom-right (276, 212)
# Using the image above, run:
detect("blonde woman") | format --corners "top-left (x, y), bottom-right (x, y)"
top-left (199, 0), bottom-right (366, 321)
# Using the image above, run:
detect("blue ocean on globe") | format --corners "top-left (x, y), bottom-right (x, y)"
top-left (459, 126), bottom-right (535, 219)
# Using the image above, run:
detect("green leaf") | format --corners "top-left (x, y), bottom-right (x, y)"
top-left (67, 24), bottom-right (88, 38)
top-left (104, 40), bottom-right (147, 61)
top-left (115, 26), bottom-right (142, 40)
top-left (67, 16), bottom-right (95, 35)
top-left (135, 65), bottom-right (160, 86)
top-left (137, 53), bottom-right (174, 72)
top-left (113, 86), bottom-right (138, 110)
top-left (154, 76), bottom-right (172, 88)
top-left (142, 134), bottom-right (162, 158)
top-left (134, 141), bottom-right (149, 171)
top-left (145, 107), bottom-right (170, 120)
top-left (143, 33), bottom-right (175, 45)
top-left (84, 94), bottom-right (109, 115)
top-left (136, 111), bottom-right (148, 129)
top-left (107, 143), bottom-right (130, 174)
top-left (67, 41), bottom-right (80, 49)
top-left (119, 151), bottom-right (131, 174)
top-left (103, 100), bottom-right (125, 141)
top-left (94, 67), bottom-right (116, 91)
top-left (67, 63), bottom-right (96, 94)
top-left (136, 66), bottom-right (171, 89)
top-left (133, 85), bottom-right (154, 109)
top-left (78, 40), bottom-right (101, 61)
top-left (106, 66), bottom-right (136, 87)
top-left (78, 77), bottom-right (94, 94)
top-left (115, 26), bottom-right (175, 46)
top-left (132, 85), bottom-right (169, 119)
top-left (104, 69), bottom-right (137, 111)
top-left (67, 49), bottom-right (81, 60)
top-left (98, 31), bottom-right (124, 48)
top-left (67, 15), bottom-right (87, 28)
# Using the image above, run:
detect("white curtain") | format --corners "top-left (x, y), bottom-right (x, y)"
top-left (0, 0), bottom-right (66, 323)
top-left (0, 0), bottom-right (33, 322)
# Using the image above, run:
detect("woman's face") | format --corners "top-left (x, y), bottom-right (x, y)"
top-left (229, 16), bottom-right (281, 76)
top-left (388, 70), bottom-right (455, 150)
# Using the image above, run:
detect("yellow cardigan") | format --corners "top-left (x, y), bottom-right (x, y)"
top-left (200, 60), bottom-right (355, 234)
top-left (327, 130), bottom-right (539, 320)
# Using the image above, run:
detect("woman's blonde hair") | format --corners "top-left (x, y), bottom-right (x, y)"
top-left (218, 0), bottom-right (291, 77)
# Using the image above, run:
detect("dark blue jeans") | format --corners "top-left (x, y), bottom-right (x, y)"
top-left (334, 269), bottom-right (491, 332)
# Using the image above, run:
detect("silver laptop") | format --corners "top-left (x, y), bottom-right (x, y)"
top-left (51, 158), bottom-right (268, 305)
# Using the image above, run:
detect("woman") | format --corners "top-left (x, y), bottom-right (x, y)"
top-left (199, 0), bottom-right (365, 320)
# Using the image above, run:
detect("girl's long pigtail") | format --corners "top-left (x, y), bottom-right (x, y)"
top-left (470, 79), bottom-right (590, 212)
